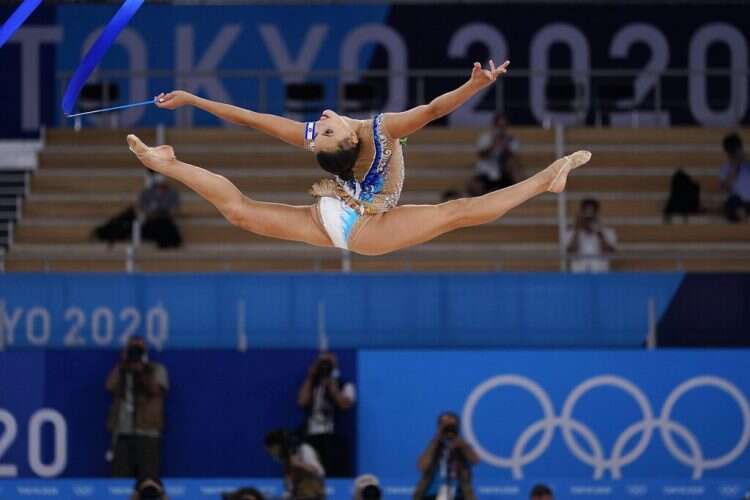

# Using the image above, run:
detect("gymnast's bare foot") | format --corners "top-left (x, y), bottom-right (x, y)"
top-left (545, 150), bottom-right (592, 193)
top-left (127, 134), bottom-right (176, 174)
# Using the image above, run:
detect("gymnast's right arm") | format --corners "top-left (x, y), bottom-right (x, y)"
top-left (155, 90), bottom-right (306, 148)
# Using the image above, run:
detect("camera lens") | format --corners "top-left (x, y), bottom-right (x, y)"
top-left (139, 485), bottom-right (163, 500)
top-left (362, 485), bottom-right (382, 500)
top-left (317, 360), bottom-right (333, 378)
top-left (127, 345), bottom-right (144, 362)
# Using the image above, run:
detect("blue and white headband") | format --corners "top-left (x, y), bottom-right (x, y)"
top-left (305, 121), bottom-right (316, 144)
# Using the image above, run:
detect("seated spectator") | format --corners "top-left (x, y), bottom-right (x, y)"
top-left (264, 429), bottom-right (325, 500)
top-left (413, 411), bottom-right (480, 500)
top-left (130, 477), bottom-right (168, 500)
top-left (564, 198), bottom-right (617, 273)
top-left (92, 173), bottom-right (182, 248)
top-left (139, 174), bottom-right (182, 248)
top-left (720, 133), bottom-right (750, 222)
top-left (467, 112), bottom-right (523, 197)
top-left (529, 484), bottom-right (554, 500)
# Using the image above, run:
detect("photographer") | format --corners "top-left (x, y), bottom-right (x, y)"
top-left (130, 477), bottom-right (168, 500)
top-left (264, 428), bottom-right (325, 500)
top-left (413, 412), bottom-right (480, 500)
top-left (564, 198), bottom-right (617, 273)
top-left (106, 337), bottom-right (169, 478)
top-left (297, 353), bottom-right (356, 476)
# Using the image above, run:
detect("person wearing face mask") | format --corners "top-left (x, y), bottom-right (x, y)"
top-left (127, 59), bottom-right (591, 258)
top-left (414, 412), bottom-right (480, 500)
top-left (106, 337), bottom-right (169, 478)
top-left (564, 198), bottom-right (617, 273)
top-left (131, 477), bottom-right (168, 500)
top-left (264, 429), bottom-right (325, 500)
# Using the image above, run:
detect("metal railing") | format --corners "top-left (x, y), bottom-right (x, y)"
top-left (55, 67), bottom-right (750, 127)
top-left (7, 243), bottom-right (750, 273)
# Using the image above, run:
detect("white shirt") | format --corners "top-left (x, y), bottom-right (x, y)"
top-left (564, 225), bottom-right (617, 273)
top-left (297, 443), bottom-right (325, 478)
top-left (720, 161), bottom-right (750, 202)
top-left (307, 380), bottom-right (356, 435)
top-left (475, 131), bottom-right (520, 181)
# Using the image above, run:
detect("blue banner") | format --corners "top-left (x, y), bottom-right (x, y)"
top-left (0, 273), bottom-right (685, 349)
top-left (357, 350), bottom-right (750, 482)
top-left (4, 3), bottom-right (750, 132)
top-left (0, 478), bottom-right (749, 500)
top-left (0, 350), bottom-right (357, 477)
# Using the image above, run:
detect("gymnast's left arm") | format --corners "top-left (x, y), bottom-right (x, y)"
top-left (382, 60), bottom-right (509, 139)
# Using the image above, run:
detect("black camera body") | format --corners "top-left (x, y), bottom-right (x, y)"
top-left (442, 423), bottom-right (459, 438)
top-left (126, 344), bottom-right (145, 363)
top-left (137, 485), bottom-right (164, 500)
top-left (222, 487), bottom-right (265, 500)
top-left (315, 359), bottom-right (334, 380)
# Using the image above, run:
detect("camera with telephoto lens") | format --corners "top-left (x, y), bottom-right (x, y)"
top-left (442, 423), bottom-right (459, 438)
top-left (360, 484), bottom-right (382, 500)
top-left (127, 344), bottom-right (145, 363)
top-left (134, 478), bottom-right (165, 500)
top-left (222, 487), bottom-right (265, 500)
top-left (315, 358), bottom-right (334, 379)
top-left (138, 485), bottom-right (164, 500)
top-left (354, 474), bottom-right (382, 500)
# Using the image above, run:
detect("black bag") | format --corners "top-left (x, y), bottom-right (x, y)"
top-left (664, 169), bottom-right (701, 219)
top-left (93, 206), bottom-right (136, 244)
top-left (141, 214), bottom-right (182, 249)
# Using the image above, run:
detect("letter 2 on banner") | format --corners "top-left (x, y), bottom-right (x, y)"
top-left (62, 0), bottom-right (144, 115)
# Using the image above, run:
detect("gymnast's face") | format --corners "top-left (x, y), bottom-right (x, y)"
top-left (314, 109), bottom-right (358, 153)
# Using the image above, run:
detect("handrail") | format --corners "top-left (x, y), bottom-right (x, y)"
top-left (55, 66), bottom-right (750, 123)
top-left (6, 247), bottom-right (750, 272)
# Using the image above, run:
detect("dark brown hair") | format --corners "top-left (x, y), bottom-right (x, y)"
top-left (315, 138), bottom-right (361, 181)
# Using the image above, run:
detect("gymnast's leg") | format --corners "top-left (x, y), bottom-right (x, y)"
top-left (126, 135), bottom-right (332, 247)
top-left (349, 151), bottom-right (591, 256)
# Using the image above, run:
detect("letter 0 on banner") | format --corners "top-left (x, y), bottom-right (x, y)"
top-left (0, 0), bottom-right (42, 49)
top-left (62, 0), bottom-right (144, 116)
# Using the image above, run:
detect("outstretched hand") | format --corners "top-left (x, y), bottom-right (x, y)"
top-left (154, 90), bottom-right (194, 110)
top-left (470, 59), bottom-right (510, 88)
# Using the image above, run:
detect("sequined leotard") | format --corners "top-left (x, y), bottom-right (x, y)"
top-left (309, 114), bottom-right (405, 249)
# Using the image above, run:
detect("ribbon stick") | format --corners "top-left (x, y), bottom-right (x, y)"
top-left (0, 0), bottom-right (42, 49)
top-left (65, 98), bottom-right (156, 118)
top-left (62, 0), bottom-right (145, 116)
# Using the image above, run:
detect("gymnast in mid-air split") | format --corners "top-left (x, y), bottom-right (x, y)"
top-left (127, 60), bottom-right (591, 255)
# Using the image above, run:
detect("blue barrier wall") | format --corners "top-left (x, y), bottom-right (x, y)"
top-left (0, 273), bottom-right (686, 349)
top-left (0, 350), bottom-right (357, 478)
top-left (1, 348), bottom-right (748, 486)
top-left (358, 350), bottom-right (750, 482)
top-left (1, 478), bottom-right (749, 500)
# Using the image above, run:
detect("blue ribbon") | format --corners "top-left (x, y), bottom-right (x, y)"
top-left (62, 0), bottom-right (145, 115)
top-left (0, 0), bottom-right (42, 49)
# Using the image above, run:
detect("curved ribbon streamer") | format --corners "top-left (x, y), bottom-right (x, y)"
top-left (0, 0), bottom-right (42, 49)
top-left (62, 0), bottom-right (144, 115)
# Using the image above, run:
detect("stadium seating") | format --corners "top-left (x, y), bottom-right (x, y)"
top-left (5, 126), bottom-right (750, 272)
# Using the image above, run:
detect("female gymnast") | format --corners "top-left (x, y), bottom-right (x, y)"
top-left (127, 60), bottom-right (591, 255)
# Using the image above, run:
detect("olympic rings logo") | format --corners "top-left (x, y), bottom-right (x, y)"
top-left (461, 374), bottom-right (750, 480)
